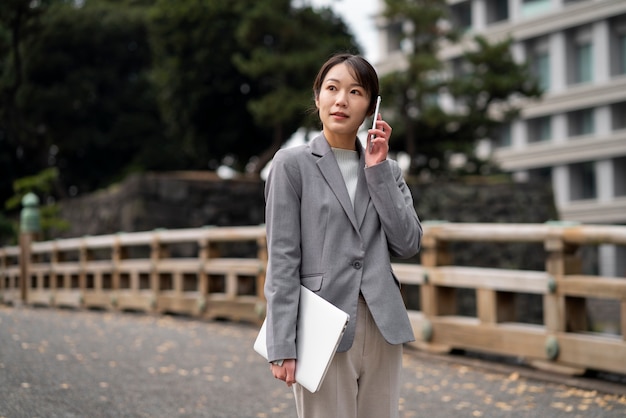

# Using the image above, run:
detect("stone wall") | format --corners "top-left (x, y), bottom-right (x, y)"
top-left (57, 171), bottom-right (266, 238)
top-left (410, 179), bottom-right (557, 271)
top-left (58, 172), bottom-right (557, 239)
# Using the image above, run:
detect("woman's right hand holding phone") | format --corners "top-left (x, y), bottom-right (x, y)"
top-left (366, 113), bottom-right (391, 167)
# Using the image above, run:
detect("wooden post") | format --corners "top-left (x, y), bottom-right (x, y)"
top-left (19, 193), bottom-right (41, 305)
top-left (18, 234), bottom-right (32, 304)
top-left (79, 240), bottom-right (90, 306)
top-left (545, 224), bottom-right (584, 333)
top-left (538, 223), bottom-right (587, 375)
top-left (621, 300), bottom-right (626, 341)
top-left (420, 223), bottom-right (453, 317)
top-left (112, 234), bottom-right (122, 309)
top-left (0, 249), bottom-right (5, 302)
top-left (150, 234), bottom-right (166, 309)
top-left (198, 237), bottom-right (209, 310)
top-left (254, 234), bottom-right (268, 321)
top-left (256, 234), bottom-right (267, 301)
top-left (51, 241), bottom-right (60, 305)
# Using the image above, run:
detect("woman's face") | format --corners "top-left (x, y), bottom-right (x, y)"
top-left (315, 63), bottom-right (371, 139)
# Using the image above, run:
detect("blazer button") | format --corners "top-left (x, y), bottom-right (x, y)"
top-left (352, 260), bottom-right (362, 269)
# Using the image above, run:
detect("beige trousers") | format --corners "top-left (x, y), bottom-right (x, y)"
top-left (293, 295), bottom-right (402, 418)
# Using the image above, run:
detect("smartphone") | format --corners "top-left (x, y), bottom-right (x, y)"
top-left (371, 96), bottom-right (382, 131)
top-left (369, 96), bottom-right (382, 152)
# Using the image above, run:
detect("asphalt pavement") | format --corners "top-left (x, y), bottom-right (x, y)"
top-left (1, 305), bottom-right (625, 418)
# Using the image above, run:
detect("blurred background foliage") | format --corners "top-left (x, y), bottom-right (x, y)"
top-left (0, 0), bottom-right (356, 201)
top-left (0, 0), bottom-right (541, 244)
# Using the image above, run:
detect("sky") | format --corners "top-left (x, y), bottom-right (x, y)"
top-left (306, 0), bottom-right (381, 63)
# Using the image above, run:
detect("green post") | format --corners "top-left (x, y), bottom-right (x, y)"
top-left (20, 193), bottom-right (41, 233)
top-left (19, 193), bottom-right (41, 304)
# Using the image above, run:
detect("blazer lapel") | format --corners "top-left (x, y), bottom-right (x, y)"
top-left (353, 141), bottom-right (370, 228)
top-left (310, 135), bottom-right (360, 231)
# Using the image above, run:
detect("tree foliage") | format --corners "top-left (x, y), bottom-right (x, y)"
top-left (381, 0), bottom-right (542, 178)
top-left (0, 0), bottom-right (361, 233)
top-left (18, 0), bottom-right (166, 194)
top-left (148, 0), bottom-right (269, 172)
top-left (233, 0), bottom-right (358, 173)
top-left (0, 0), bottom-right (63, 218)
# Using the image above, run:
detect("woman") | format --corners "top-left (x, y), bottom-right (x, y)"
top-left (263, 53), bottom-right (422, 418)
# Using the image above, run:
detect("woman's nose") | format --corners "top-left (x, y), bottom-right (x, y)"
top-left (335, 91), bottom-right (348, 107)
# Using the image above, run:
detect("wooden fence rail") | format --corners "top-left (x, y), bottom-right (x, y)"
top-left (1, 223), bottom-right (625, 377)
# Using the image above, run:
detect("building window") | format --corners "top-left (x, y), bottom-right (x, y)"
top-left (493, 123), bottom-right (511, 148)
top-left (522, 0), bottom-right (553, 18)
top-left (576, 43), bottom-right (593, 82)
top-left (609, 16), bottom-right (626, 76)
top-left (526, 37), bottom-right (550, 91)
top-left (528, 166), bottom-right (552, 183)
top-left (566, 26), bottom-right (593, 85)
top-left (616, 246), bottom-right (626, 277)
top-left (527, 116), bottom-right (551, 143)
top-left (451, 57), bottom-right (472, 80)
top-left (486, 0), bottom-right (509, 24)
top-left (450, 1), bottom-right (472, 32)
top-left (614, 157), bottom-right (626, 197)
top-left (611, 101), bottom-right (626, 131)
top-left (567, 108), bottom-right (595, 137)
top-left (569, 161), bottom-right (596, 200)
top-left (534, 53), bottom-right (550, 91)
top-left (621, 34), bottom-right (626, 74)
top-left (386, 22), bottom-right (403, 54)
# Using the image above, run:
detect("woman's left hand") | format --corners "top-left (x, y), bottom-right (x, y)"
top-left (366, 114), bottom-right (391, 167)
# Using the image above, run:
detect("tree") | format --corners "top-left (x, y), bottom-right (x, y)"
top-left (0, 0), bottom-right (62, 216)
top-left (19, 0), bottom-right (167, 194)
top-left (148, 0), bottom-right (270, 173)
top-left (381, 0), bottom-right (542, 178)
top-left (0, 0), bottom-right (362, 212)
top-left (233, 0), bottom-right (359, 174)
top-left (380, 0), bottom-right (455, 175)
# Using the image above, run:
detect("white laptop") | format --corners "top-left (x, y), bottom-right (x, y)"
top-left (254, 285), bottom-right (350, 393)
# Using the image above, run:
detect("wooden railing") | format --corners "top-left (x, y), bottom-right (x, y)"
top-left (1, 223), bottom-right (625, 376)
top-left (396, 222), bottom-right (626, 376)
top-left (0, 226), bottom-right (267, 322)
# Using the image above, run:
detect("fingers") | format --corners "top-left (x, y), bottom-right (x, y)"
top-left (369, 119), bottom-right (391, 142)
top-left (271, 360), bottom-right (296, 387)
top-left (271, 364), bottom-right (286, 380)
top-left (368, 125), bottom-right (391, 154)
top-left (284, 361), bottom-right (296, 387)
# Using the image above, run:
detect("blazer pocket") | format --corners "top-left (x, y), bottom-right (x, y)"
top-left (300, 274), bottom-right (324, 292)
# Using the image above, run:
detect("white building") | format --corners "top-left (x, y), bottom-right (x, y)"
top-left (374, 0), bottom-right (626, 276)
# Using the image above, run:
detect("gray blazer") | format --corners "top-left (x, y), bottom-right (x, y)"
top-left (264, 134), bottom-right (422, 362)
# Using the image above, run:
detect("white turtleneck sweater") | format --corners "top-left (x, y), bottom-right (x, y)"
top-left (332, 147), bottom-right (359, 209)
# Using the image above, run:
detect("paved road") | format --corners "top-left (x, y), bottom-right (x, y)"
top-left (1, 306), bottom-right (625, 418)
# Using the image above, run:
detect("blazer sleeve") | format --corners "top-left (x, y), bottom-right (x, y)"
top-left (263, 149), bottom-right (302, 362)
top-left (365, 159), bottom-right (422, 259)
